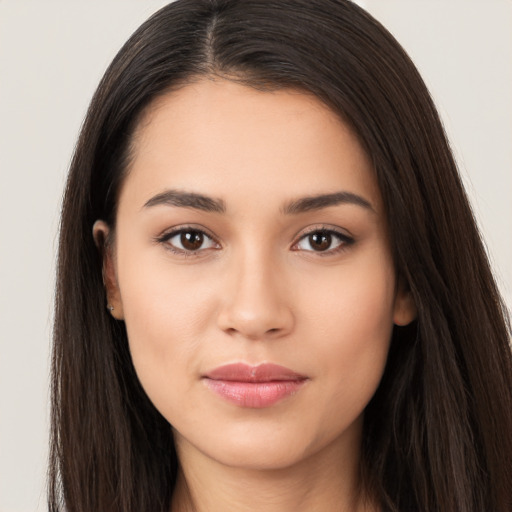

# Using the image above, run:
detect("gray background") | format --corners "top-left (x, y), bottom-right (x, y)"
top-left (0, 1), bottom-right (510, 510)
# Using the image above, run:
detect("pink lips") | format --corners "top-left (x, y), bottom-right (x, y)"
top-left (203, 363), bottom-right (308, 408)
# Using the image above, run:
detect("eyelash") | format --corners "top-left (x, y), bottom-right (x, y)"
top-left (155, 225), bottom-right (354, 257)
top-left (291, 227), bottom-right (354, 256)
top-left (155, 226), bottom-right (220, 258)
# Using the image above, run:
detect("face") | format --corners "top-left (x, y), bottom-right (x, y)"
top-left (96, 79), bottom-right (415, 471)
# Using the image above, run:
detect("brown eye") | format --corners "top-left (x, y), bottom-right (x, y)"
top-left (295, 229), bottom-right (352, 254)
top-left (180, 231), bottom-right (204, 251)
top-left (162, 228), bottom-right (217, 254)
top-left (308, 232), bottom-right (332, 251)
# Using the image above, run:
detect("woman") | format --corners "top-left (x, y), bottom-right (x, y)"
top-left (49, 1), bottom-right (512, 511)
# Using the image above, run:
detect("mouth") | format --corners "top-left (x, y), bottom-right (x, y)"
top-left (202, 363), bottom-right (308, 408)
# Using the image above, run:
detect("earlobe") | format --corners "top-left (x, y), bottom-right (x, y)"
top-left (393, 281), bottom-right (417, 326)
top-left (92, 220), bottom-right (124, 320)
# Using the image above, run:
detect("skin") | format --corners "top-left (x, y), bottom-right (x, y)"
top-left (94, 79), bottom-right (416, 512)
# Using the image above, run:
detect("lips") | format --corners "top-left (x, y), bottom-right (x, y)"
top-left (202, 363), bottom-right (308, 408)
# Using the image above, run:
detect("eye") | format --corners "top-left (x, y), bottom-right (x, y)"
top-left (158, 228), bottom-right (219, 254)
top-left (294, 229), bottom-right (353, 254)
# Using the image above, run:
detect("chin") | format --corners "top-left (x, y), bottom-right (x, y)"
top-left (207, 437), bottom-right (311, 471)
top-left (173, 413), bottom-right (360, 472)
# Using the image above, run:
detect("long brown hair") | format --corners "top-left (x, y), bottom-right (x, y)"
top-left (50, 1), bottom-right (512, 510)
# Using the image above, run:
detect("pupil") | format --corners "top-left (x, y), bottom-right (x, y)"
top-left (181, 231), bottom-right (203, 250)
top-left (310, 232), bottom-right (331, 251)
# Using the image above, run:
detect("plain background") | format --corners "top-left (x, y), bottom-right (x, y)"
top-left (0, 1), bottom-right (510, 510)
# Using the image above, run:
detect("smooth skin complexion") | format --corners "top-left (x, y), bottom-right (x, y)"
top-left (94, 79), bottom-right (416, 512)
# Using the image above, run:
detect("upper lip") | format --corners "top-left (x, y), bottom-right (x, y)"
top-left (203, 363), bottom-right (307, 383)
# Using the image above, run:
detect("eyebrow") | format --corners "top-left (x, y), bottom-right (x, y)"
top-left (282, 191), bottom-right (375, 215)
top-left (142, 189), bottom-right (374, 215)
top-left (143, 190), bottom-right (226, 213)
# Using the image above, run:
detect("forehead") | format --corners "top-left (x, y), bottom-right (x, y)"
top-left (121, 78), bottom-right (382, 214)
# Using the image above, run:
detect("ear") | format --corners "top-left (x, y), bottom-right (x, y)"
top-left (393, 278), bottom-right (417, 326)
top-left (93, 220), bottom-right (124, 320)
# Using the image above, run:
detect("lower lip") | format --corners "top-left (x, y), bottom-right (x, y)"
top-left (203, 379), bottom-right (306, 408)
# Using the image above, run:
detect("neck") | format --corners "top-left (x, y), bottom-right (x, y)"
top-left (170, 426), bottom-right (378, 512)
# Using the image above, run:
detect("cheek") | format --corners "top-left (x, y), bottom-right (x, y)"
top-left (116, 251), bottom-right (219, 412)
top-left (308, 258), bottom-right (395, 364)
top-left (296, 256), bottom-right (396, 429)
top-left (302, 253), bottom-right (395, 333)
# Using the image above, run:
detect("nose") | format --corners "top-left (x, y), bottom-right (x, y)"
top-left (216, 251), bottom-right (295, 341)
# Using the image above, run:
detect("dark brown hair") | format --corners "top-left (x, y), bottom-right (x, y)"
top-left (50, 1), bottom-right (512, 510)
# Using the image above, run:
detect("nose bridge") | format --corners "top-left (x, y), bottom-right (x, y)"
top-left (217, 241), bottom-right (293, 339)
